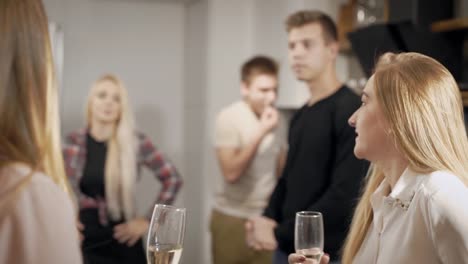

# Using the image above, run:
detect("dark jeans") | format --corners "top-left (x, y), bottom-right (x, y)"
top-left (273, 250), bottom-right (288, 264)
top-left (80, 209), bottom-right (146, 264)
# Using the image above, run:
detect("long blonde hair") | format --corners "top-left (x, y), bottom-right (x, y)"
top-left (86, 74), bottom-right (137, 221)
top-left (342, 52), bottom-right (468, 263)
top-left (0, 0), bottom-right (69, 192)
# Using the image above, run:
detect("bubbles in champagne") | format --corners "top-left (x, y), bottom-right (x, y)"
top-left (147, 244), bottom-right (183, 264)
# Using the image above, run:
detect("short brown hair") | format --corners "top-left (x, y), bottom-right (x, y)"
top-left (241, 56), bottom-right (278, 84)
top-left (285, 10), bottom-right (337, 43)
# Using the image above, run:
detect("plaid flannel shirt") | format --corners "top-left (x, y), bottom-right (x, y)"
top-left (63, 129), bottom-right (182, 225)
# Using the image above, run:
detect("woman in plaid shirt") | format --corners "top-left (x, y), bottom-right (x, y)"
top-left (63, 74), bottom-right (182, 264)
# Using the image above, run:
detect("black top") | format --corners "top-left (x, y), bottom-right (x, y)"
top-left (264, 86), bottom-right (369, 260)
top-left (79, 134), bottom-right (147, 264)
top-left (80, 133), bottom-right (107, 198)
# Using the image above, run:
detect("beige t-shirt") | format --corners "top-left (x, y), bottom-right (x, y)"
top-left (0, 164), bottom-right (83, 264)
top-left (213, 100), bottom-right (287, 218)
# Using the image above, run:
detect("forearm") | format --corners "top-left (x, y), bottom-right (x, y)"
top-left (219, 130), bottom-right (264, 183)
top-left (147, 182), bottom-right (182, 219)
top-left (144, 163), bottom-right (183, 219)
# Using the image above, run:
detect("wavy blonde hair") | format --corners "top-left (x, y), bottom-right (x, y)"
top-left (0, 0), bottom-right (69, 196)
top-left (86, 74), bottom-right (137, 221)
top-left (342, 52), bottom-right (468, 263)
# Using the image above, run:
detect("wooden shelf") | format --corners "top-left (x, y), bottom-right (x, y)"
top-left (431, 18), bottom-right (468, 33)
top-left (461, 90), bottom-right (468, 107)
top-left (337, 0), bottom-right (356, 54)
top-left (339, 40), bottom-right (353, 54)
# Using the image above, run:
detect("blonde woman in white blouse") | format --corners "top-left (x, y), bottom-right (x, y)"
top-left (0, 0), bottom-right (82, 263)
top-left (289, 52), bottom-right (468, 264)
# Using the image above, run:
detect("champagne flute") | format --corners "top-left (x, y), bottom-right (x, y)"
top-left (294, 211), bottom-right (324, 263)
top-left (147, 204), bottom-right (186, 264)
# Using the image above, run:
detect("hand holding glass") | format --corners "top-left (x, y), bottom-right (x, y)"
top-left (147, 204), bottom-right (186, 264)
top-left (295, 211), bottom-right (324, 263)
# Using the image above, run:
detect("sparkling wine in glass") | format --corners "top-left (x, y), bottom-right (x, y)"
top-left (147, 204), bottom-right (186, 264)
top-left (295, 211), bottom-right (324, 263)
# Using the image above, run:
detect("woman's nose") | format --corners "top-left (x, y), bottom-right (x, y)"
top-left (348, 111), bottom-right (357, 127)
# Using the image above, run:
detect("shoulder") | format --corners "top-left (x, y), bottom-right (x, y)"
top-left (64, 128), bottom-right (87, 146)
top-left (0, 164), bottom-right (82, 263)
top-left (215, 101), bottom-right (247, 131)
top-left (135, 130), bottom-right (155, 147)
top-left (289, 104), bottom-right (308, 124)
top-left (421, 171), bottom-right (467, 197)
top-left (135, 131), bottom-right (161, 157)
top-left (0, 164), bottom-right (77, 236)
top-left (217, 101), bottom-right (246, 120)
top-left (334, 86), bottom-right (361, 114)
top-left (0, 164), bottom-right (74, 211)
top-left (419, 171), bottom-right (468, 225)
top-left (330, 86), bottom-right (360, 132)
top-left (62, 129), bottom-right (86, 159)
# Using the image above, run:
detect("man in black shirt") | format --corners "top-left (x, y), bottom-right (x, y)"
top-left (245, 10), bottom-right (369, 264)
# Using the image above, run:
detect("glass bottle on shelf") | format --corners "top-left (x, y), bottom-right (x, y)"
top-left (355, 0), bottom-right (385, 28)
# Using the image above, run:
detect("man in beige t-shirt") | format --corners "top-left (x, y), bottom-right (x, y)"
top-left (211, 56), bottom-right (287, 264)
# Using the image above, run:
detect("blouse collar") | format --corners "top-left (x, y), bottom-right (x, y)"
top-left (371, 167), bottom-right (423, 211)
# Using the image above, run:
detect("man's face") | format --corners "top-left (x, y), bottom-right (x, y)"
top-left (287, 23), bottom-right (337, 82)
top-left (241, 74), bottom-right (278, 116)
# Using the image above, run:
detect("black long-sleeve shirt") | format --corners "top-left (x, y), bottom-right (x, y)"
top-left (264, 86), bottom-right (369, 260)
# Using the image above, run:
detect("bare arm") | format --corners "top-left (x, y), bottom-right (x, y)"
top-left (216, 130), bottom-right (264, 183)
top-left (216, 106), bottom-right (279, 183)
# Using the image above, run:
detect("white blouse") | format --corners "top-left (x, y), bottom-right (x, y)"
top-left (353, 168), bottom-right (468, 264)
top-left (0, 164), bottom-right (82, 264)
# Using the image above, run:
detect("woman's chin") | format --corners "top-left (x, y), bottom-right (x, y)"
top-left (353, 147), bottom-right (366, 160)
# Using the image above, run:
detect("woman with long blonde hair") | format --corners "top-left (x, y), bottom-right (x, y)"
top-left (0, 0), bottom-right (82, 263)
top-left (63, 74), bottom-right (182, 264)
top-left (289, 52), bottom-right (468, 264)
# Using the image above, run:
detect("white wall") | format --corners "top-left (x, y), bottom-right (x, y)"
top-left (44, 0), bottom-right (185, 164)
top-left (183, 0), bottom-right (209, 263)
top-left (200, 1), bottom-right (256, 263)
